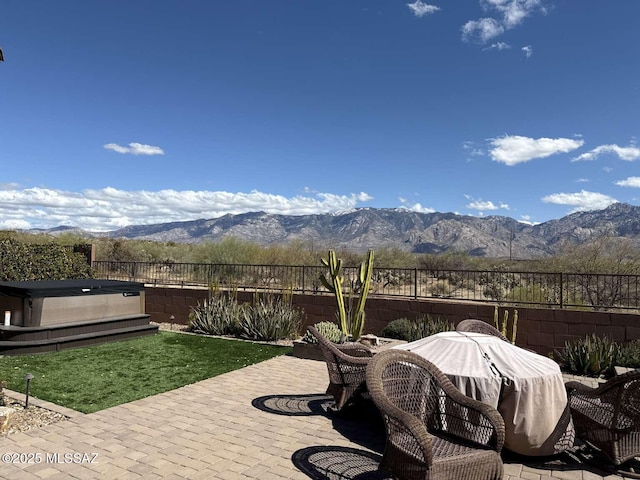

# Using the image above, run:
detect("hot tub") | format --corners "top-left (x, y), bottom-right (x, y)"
top-left (0, 279), bottom-right (145, 327)
top-left (0, 279), bottom-right (156, 355)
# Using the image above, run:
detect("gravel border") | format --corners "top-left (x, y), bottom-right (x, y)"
top-left (1, 388), bottom-right (77, 436)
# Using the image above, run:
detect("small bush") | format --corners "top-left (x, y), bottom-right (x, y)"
top-left (239, 293), bottom-right (304, 342)
top-left (616, 340), bottom-right (640, 368)
top-left (555, 334), bottom-right (619, 377)
top-left (381, 318), bottom-right (413, 341)
top-left (381, 315), bottom-right (453, 342)
top-left (302, 321), bottom-right (345, 344)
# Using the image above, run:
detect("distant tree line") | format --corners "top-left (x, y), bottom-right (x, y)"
top-left (2, 230), bottom-right (640, 278)
top-left (0, 235), bottom-right (92, 281)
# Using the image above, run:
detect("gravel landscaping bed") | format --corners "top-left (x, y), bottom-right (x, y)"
top-left (1, 395), bottom-right (69, 436)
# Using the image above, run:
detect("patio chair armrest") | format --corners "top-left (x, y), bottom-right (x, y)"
top-left (440, 392), bottom-right (506, 452)
top-left (567, 370), bottom-right (640, 399)
top-left (336, 354), bottom-right (371, 367)
top-left (368, 382), bottom-right (434, 464)
top-left (565, 380), bottom-right (598, 396)
top-left (336, 342), bottom-right (373, 358)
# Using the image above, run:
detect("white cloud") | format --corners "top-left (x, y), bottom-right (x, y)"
top-left (522, 45), bottom-right (533, 58)
top-left (616, 177), bottom-right (640, 188)
top-left (0, 187), bottom-right (374, 231)
top-left (462, 18), bottom-right (504, 43)
top-left (541, 190), bottom-right (618, 213)
top-left (518, 214), bottom-right (539, 226)
top-left (0, 218), bottom-right (32, 230)
top-left (572, 144), bottom-right (640, 162)
top-left (407, 0), bottom-right (440, 17)
top-left (484, 41), bottom-right (511, 51)
top-left (466, 200), bottom-right (509, 211)
top-left (463, 0), bottom-right (545, 44)
top-left (483, 0), bottom-right (545, 29)
top-left (462, 141), bottom-right (485, 157)
top-left (104, 142), bottom-right (165, 156)
top-left (398, 197), bottom-right (435, 213)
top-left (489, 135), bottom-right (584, 165)
top-left (401, 202), bottom-right (436, 214)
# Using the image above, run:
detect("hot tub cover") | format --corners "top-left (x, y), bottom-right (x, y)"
top-left (0, 279), bottom-right (144, 298)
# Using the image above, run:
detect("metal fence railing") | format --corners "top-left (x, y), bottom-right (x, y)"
top-left (91, 261), bottom-right (640, 312)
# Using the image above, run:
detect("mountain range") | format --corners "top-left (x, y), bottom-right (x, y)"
top-left (31, 202), bottom-right (640, 259)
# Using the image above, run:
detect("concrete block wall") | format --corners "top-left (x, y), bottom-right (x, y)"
top-left (145, 286), bottom-right (640, 356)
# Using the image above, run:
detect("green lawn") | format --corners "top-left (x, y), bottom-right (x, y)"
top-left (0, 332), bottom-right (291, 413)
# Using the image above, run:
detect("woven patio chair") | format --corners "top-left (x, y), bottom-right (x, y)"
top-left (456, 319), bottom-right (510, 343)
top-left (366, 349), bottom-right (505, 480)
top-left (566, 369), bottom-right (640, 469)
top-left (307, 325), bottom-right (373, 411)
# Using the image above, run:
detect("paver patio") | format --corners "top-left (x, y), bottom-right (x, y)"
top-left (0, 354), bottom-right (632, 479)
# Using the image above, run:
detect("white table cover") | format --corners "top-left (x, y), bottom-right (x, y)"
top-left (394, 331), bottom-right (574, 456)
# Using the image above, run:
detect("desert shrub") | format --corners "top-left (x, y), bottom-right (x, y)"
top-left (555, 334), bottom-right (619, 377)
top-left (369, 247), bottom-right (419, 268)
top-left (301, 321), bottom-right (344, 344)
top-left (616, 340), bottom-right (640, 368)
top-left (381, 315), bottom-right (453, 342)
top-left (0, 239), bottom-right (91, 281)
top-left (381, 318), bottom-right (413, 341)
top-left (188, 288), bottom-right (244, 336)
top-left (239, 293), bottom-right (304, 341)
top-left (421, 251), bottom-right (481, 272)
top-left (428, 280), bottom-right (449, 297)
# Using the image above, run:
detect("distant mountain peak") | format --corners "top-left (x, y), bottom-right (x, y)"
top-left (26, 203), bottom-right (640, 259)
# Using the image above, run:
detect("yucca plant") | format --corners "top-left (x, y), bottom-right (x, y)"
top-left (239, 292), bottom-right (304, 341)
top-left (555, 334), bottom-right (619, 377)
top-left (413, 315), bottom-right (455, 339)
top-left (188, 285), bottom-right (243, 336)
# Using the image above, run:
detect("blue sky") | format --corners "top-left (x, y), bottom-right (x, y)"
top-left (1, 1), bottom-right (639, 231)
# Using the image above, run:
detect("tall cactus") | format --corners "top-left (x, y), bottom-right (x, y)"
top-left (351, 249), bottom-right (374, 340)
top-left (320, 250), bottom-right (347, 335)
top-left (494, 305), bottom-right (518, 344)
top-left (320, 249), bottom-right (374, 341)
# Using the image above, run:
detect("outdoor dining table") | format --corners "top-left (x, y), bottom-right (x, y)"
top-left (393, 331), bottom-right (575, 456)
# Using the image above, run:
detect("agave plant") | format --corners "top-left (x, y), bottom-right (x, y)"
top-left (555, 334), bottom-right (619, 377)
top-left (188, 285), bottom-right (244, 336)
top-left (239, 292), bottom-right (304, 342)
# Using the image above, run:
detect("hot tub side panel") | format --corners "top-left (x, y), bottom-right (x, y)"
top-left (36, 291), bottom-right (146, 327)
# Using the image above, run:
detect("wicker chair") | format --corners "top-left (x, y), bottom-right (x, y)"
top-left (366, 349), bottom-right (505, 480)
top-left (456, 319), bottom-right (510, 343)
top-left (307, 326), bottom-right (373, 411)
top-left (566, 369), bottom-right (640, 467)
